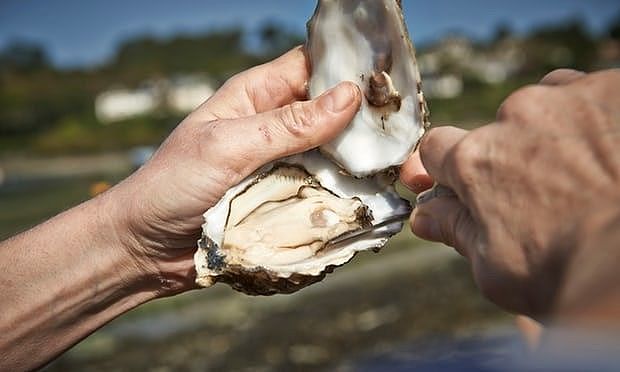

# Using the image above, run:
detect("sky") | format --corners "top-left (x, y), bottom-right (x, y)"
top-left (1, 0), bottom-right (619, 68)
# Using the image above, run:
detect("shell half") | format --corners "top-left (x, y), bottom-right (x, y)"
top-left (307, 0), bottom-right (429, 177)
top-left (194, 151), bottom-right (410, 295)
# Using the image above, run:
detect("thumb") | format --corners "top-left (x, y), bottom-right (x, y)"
top-left (214, 81), bottom-right (361, 177)
top-left (410, 192), bottom-right (479, 259)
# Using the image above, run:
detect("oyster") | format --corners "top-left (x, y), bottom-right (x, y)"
top-left (194, 151), bottom-right (410, 295)
top-left (307, 0), bottom-right (429, 177)
top-left (194, 0), bottom-right (427, 295)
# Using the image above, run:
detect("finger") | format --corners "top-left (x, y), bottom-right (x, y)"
top-left (243, 47), bottom-right (310, 113)
top-left (418, 126), bottom-right (468, 190)
top-left (210, 81), bottom-right (361, 179)
top-left (400, 150), bottom-right (434, 194)
top-left (205, 47), bottom-right (309, 119)
top-left (539, 69), bottom-right (585, 86)
top-left (410, 193), bottom-right (479, 259)
top-left (515, 315), bottom-right (543, 350)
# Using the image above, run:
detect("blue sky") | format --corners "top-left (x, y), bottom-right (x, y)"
top-left (1, 0), bottom-right (619, 68)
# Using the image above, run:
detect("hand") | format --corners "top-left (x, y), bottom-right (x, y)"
top-left (400, 69), bottom-right (620, 321)
top-left (102, 47), bottom-right (362, 296)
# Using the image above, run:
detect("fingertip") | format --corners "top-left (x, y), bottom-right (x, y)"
top-left (400, 151), bottom-right (433, 193)
top-left (410, 195), bottom-right (477, 259)
top-left (410, 210), bottom-right (441, 242)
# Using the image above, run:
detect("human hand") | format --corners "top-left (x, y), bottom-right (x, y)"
top-left (102, 48), bottom-right (362, 296)
top-left (400, 69), bottom-right (620, 320)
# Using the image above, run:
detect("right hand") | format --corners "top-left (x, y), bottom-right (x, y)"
top-left (400, 69), bottom-right (620, 321)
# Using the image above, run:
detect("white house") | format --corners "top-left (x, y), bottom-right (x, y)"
top-left (95, 88), bottom-right (158, 124)
top-left (94, 75), bottom-right (215, 124)
top-left (167, 75), bottom-right (215, 113)
top-left (423, 74), bottom-right (464, 99)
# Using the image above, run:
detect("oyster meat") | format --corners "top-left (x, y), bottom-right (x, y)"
top-left (195, 151), bottom-right (411, 295)
top-left (194, 0), bottom-right (427, 295)
top-left (308, 0), bottom-right (429, 177)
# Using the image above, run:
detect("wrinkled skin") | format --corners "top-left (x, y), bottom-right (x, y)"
top-left (401, 69), bottom-right (620, 322)
top-left (103, 47), bottom-right (362, 295)
top-left (0, 47), bottom-right (363, 371)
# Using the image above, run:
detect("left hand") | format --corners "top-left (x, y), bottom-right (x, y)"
top-left (101, 47), bottom-right (362, 295)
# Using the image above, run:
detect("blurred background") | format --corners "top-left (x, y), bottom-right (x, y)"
top-left (1, 0), bottom-right (620, 370)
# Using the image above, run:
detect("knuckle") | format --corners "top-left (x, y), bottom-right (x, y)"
top-left (281, 102), bottom-right (315, 137)
top-left (496, 85), bottom-right (549, 122)
top-left (419, 127), bottom-right (448, 156)
top-left (439, 214), bottom-right (457, 248)
top-left (450, 207), bottom-right (470, 249)
top-left (446, 133), bottom-right (488, 196)
top-left (263, 71), bottom-right (291, 101)
top-left (447, 136), bottom-right (476, 176)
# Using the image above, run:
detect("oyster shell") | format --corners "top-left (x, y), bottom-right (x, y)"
top-left (194, 151), bottom-right (410, 295)
top-left (194, 0), bottom-right (426, 295)
top-left (307, 0), bottom-right (429, 177)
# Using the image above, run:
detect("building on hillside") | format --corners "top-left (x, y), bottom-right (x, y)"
top-left (422, 74), bottom-right (464, 99)
top-left (418, 36), bottom-right (524, 84)
top-left (94, 75), bottom-right (216, 124)
top-left (95, 86), bottom-right (159, 124)
top-left (166, 75), bottom-right (215, 113)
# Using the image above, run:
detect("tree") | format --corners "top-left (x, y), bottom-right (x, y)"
top-left (492, 22), bottom-right (513, 44)
top-left (528, 19), bottom-right (597, 71)
top-left (610, 12), bottom-right (620, 41)
top-left (0, 41), bottom-right (50, 73)
top-left (259, 22), bottom-right (304, 57)
top-left (109, 28), bottom-right (260, 82)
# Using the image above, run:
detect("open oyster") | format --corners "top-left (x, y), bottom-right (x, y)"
top-left (308, 0), bottom-right (429, 177)
top-left (194, 0), bottom-right (427, 295)
top-left (195, 151), bottom-right (410, 295)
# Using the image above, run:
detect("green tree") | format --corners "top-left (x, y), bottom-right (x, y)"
top-left (259, 22), bottom-right (304, 56)
top-left (610, 12), bottom-right (620, 41)
top-left (0, 41), bottom-right (49, 74)
top-left (109, 28), bottom-right (261, 82)
top-left (526, 19), bottom-right (597, 71)
top-left (492, 22), bottom-right (513, 44)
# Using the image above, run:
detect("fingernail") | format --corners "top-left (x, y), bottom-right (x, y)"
top-left (320, 83), bottom-right (359, 113)
top-left (411, 211), bottom-right (441, 241)
top-left (416, 185), bottom-right (457, 206)
top-left (416, 189), bottom-right (434, 205)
